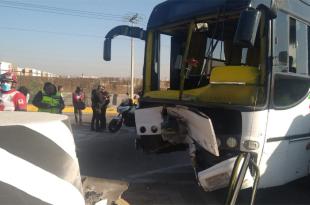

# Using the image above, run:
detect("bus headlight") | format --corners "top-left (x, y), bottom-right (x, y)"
top-left (226, 137), bottom-right (238, 148)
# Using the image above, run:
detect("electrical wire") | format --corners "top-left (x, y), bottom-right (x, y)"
top-left (0, 0), bottom-right (145, 24)
top-left (0, 0), bottom-right (124, 18)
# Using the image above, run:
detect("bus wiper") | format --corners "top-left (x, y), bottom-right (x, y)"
top-left (198, 8), bottom-right (226, 87)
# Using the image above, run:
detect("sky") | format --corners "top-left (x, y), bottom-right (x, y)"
top-left (0, 0), bottom-right (166, 78)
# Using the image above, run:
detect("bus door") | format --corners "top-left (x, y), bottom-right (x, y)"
top-left (261, 11), bottom-right (310, 188)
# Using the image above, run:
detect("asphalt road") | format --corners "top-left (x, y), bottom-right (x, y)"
top-left (68, 113), bottom-right (310, 205)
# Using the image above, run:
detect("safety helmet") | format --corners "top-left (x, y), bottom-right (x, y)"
top-left (0, 72), bottom-right (17, 83)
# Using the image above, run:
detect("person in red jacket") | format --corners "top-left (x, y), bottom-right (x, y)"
top-left (72, 86), bottom-right (85, 124)
top-left (0, 72), bottom-right (27, 111)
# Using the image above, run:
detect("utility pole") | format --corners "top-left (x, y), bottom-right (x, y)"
top-left (126, 13), bottom-right (140, 99)
top-left (130, 20), bottom-right (135, 99)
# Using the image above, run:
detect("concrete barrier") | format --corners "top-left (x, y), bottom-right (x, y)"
top-left (0, 112), bottom-right (84, 204)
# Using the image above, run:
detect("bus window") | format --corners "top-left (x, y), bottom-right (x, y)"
top-left (273, 75), bottom-right (310, 107)
top-left (308, 26), bottom-right (310, 75)
top-left (289, 18), bottom-right (309, 75)
top-left (296, 21), bottom-right (308, 75)
top-left (273, 15), bottom-right (310, 108)
top-left (159, 34), bottom-right (171, 90)
top-left (274, 11), bottom-right (289, 72)
top-left (289, 18), bottom-right (297, 73)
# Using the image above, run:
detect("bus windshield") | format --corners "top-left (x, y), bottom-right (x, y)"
top-left (145, 15), bottom-right (266, 107)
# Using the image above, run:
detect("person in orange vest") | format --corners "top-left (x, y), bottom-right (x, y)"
top-left (0, 72), bottom-right (27, 111)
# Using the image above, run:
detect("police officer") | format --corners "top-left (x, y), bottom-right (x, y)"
top-left (33, 82), bottom-right (65, 114)
top-left (0, 72), bottom-right (27, 111)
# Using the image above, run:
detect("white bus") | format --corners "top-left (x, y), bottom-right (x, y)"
top-left (104, 0), bottom-right (310, 203)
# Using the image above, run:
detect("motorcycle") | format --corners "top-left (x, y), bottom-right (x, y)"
top-left (108, 100), bottom-right (136, 133)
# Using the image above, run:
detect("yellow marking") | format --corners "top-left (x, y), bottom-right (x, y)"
top-left (27, 104), bottom-right (117, 114)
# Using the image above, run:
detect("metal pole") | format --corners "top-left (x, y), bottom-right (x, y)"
top-left (130, 27), bottom-right (134, 99)
top-left (127, 13), bottom-right (139, 99)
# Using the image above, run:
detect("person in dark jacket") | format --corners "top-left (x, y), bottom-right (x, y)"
top-left (33, 82), bottom-right (65, 114)
top-left (98, 84), bottom-right (110, 131)
top-left (90, 88), bottom-right (98, 131)
top-left (91, 84), bottom-right (109, 132)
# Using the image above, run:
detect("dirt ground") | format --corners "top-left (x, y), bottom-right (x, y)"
top-left (68, 113), bottom-right (310, 205)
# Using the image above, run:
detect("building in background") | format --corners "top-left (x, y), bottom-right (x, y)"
top-left (0, 60), bottom-right (59, 77)
top-left (0, 62), bottom-right (13, 74)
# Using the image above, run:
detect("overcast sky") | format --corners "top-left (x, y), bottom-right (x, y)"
top-left (0, 0), bottom-right (165, 78)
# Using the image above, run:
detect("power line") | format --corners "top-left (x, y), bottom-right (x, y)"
top-left (0, 5), bottom-right (120, 20)
top-left (0, 5), bottom-right (123, 22)
top-left (0, 0), bottom-right (124, 18)
top-left (0, 0), bottom-right (145, 24)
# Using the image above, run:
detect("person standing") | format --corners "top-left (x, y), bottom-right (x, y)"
top-left (91, 84), bottom-right (109, 132)
top-left (18, 86), bottom-right (30, 103)
top-left (57, 85), bottom-right (65, 114)
top-left (0, 72), bottom-right (27, 111)
top-left (58, 85), bottom-right (64, 98)
top-left (72, 86), bottom-right (85, 124)
top-left (90, 87), bottom-right (98, 131)
top-left (98, 84), bottom-right (110, 131)
top-left (33, 82), bottom-right (65, 114)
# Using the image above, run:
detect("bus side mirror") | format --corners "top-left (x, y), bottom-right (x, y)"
top-left (103, 39), bottom-right (112, 61)
top-left (234, 9), bottom-right (261, 47)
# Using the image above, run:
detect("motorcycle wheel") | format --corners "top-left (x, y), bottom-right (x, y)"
top-left (108, 119), bottom-right (122, 133)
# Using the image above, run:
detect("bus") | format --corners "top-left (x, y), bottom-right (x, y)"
top-left (104, 0), bottom-right (310, 203)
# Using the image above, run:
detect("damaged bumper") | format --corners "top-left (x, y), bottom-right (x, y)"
top-left (198, 157), bottom-right (253, 191)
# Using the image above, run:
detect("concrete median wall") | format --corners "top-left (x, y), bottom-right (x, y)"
top-left (0, 112), bottom-right (84, 205)
top-left (17, 76), bottom-right (143, 105)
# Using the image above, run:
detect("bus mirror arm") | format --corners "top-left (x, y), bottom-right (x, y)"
top-left (257, 0), bottom-right (278, 19)
top-left (103, 25), bottom-right (146, 61)
top-left (104, 38), bottom-right (112, 61)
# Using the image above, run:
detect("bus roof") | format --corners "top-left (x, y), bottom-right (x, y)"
top-left (147, 0), bottom-right (310, 29)
top-left (147, 0), bottom-right (251, 29)
top-left (276, 0), bottom-right (310, 23)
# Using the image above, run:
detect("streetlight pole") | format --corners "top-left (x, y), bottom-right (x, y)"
top-left (130, 28), bottom-right (135, 99)
top-left (128, 13), bottom-right (139, 99)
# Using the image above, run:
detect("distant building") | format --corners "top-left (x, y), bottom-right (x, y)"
top-left (13, 67), bottom-right (23, 76)
top-left (42, 71), bottom-right (48, 77)
top-left (1, 60), bottom-right (62, 78)
top-left (23, 68), bottom-right (32, 76)
top-left (31, 69), bottom-right (41, 77)
top-left (0, 62), bottom-right (13, 74)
